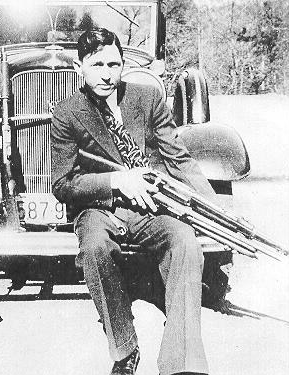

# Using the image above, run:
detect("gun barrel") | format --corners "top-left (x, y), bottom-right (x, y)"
top-left (253, 231), bottom-right (287, 255)
top-left (192, 195), bottom-right (287, 254)
top-left (151, 170), bottom-right (287, 256)
top-left (153, 192), bottom-right (284, 260)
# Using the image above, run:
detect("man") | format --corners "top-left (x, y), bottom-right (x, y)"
top-left (51, 28), bottom-right (216, 375)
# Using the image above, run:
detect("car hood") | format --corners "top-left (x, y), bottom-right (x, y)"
top-left (2, 42), bottom-right (154, 73)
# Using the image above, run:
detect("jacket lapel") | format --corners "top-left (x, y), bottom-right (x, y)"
top-left (119, 83), bottom-right (145, 153)
top-left (75, 93), bottom-right (123, 164)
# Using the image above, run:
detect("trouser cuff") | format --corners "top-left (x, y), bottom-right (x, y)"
top-left (110, 332), bottom-right (138, 362)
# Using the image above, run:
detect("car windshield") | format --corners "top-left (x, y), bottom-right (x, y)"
top-left (0, 0), bottom-right (157, 56)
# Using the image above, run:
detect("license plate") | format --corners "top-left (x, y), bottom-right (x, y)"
top-left (18, 193), bottom-right (67, 224)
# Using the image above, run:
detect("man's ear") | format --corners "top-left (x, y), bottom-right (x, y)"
top-left (73, 59), bottom-right (83, 76)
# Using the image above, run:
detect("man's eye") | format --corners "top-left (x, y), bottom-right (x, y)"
top-left (109, 63), bottom-right (121, 68)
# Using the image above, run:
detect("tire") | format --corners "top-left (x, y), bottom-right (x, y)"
top-left (173, 68), bottom-right (210, 126)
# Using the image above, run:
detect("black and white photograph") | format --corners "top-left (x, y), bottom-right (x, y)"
top-left (0, 1), bottom-right (288, 375)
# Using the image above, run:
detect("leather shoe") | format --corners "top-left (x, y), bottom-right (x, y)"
top-left (110, 346), bottom-right (140, 375)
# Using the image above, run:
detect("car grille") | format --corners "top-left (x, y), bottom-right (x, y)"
top-left (12, 69), bottom-right (83, 193)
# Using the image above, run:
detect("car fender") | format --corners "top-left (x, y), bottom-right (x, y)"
top-left (177, 123), bottom-right (250, 181)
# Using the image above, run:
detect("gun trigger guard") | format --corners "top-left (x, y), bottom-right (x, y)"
top-left (153, 177), bottom-right (162, 188)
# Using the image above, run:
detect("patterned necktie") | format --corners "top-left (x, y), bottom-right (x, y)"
top-left (98, 100), bottom-right (150, 170)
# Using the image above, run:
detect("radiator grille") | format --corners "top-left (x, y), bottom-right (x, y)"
top-left (12, 70), bottom-right (83, 193)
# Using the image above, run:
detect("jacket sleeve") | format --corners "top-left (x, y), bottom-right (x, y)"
top-left (51, 103), bottom-right (114, 209)
top-left (150, 86), bottom-right (217, 201)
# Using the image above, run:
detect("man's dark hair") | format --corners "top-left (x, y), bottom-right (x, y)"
top-left (77, 28), bottom-right (123, 61)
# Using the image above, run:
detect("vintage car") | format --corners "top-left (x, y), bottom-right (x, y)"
top-left (0, 0), bottom-right (250, 307)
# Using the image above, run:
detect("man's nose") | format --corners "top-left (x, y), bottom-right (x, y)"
top-left (100, 66), bottom-right (111, 82)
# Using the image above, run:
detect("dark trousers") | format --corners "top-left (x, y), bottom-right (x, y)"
top-left (75, 207), bottom-right (209, 375)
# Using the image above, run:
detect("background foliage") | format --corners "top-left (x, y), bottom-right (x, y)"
top-left (166, 0), bottom-right (289, 95)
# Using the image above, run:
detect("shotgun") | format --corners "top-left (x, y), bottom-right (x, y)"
top-left (79, 149), bottom-right (288, 261)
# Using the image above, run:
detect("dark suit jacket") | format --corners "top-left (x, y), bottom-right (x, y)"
top-left (51, 81), bottom-right (216, 219)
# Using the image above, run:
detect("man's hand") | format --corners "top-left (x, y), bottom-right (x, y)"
top-left (110, 168), bottom-right (159, 212)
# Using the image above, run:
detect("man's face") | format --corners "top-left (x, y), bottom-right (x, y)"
top-left (79, 43), bottom-right (123, 98)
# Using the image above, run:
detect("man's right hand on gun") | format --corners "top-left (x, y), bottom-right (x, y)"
top-left (110, 167), bottom-right (159, 213)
